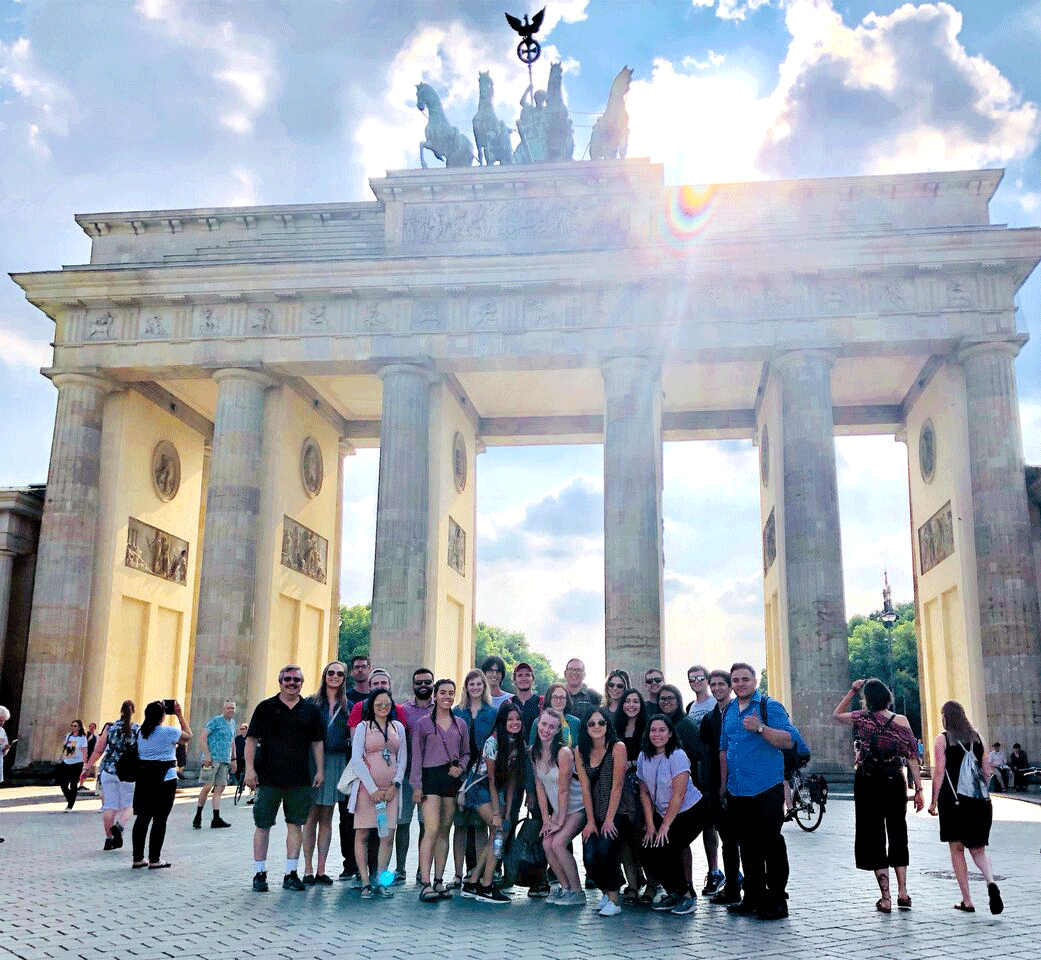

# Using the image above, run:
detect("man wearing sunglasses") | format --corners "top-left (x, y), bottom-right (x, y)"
top-left (686, 665), bottom-right (723, 896)
top-left (245, 665), bottom-right (325, 893)
top-left (644, 670), bottom-right (665, 714)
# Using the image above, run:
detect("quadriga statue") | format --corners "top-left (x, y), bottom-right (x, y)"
top-left (416, 81), bottom-right (474, 168)
top-left (473, 71), bottom-right (512, 165)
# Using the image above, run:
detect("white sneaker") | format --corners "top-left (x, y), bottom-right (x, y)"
top-left (546, 886), bottom-right (565, 903)
top-left (599, 900), bottom-right (622, 917)
top-left (558, 890), bottom-right (586, 907)
top-left (597, 893), bottom-right (609, 910)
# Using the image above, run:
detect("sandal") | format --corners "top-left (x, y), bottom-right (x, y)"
top-left (875, 898), bottom-right (892, 914)
top-left (954, 902), bottom-right (975, 912)
top-left (897, 895), bottom-right (912, 910)
top-left (131, 861), bottom-right (148, 869)
top-left (434, 877), bottom-right (452, 899)
top-left (419, 883), bottom-right (439, 903)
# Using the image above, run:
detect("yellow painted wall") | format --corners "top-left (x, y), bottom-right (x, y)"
top-left (83, 390), bottom-right (205, 727)
top-left (756, 376), bottom-right (792, 707)
top-left (429, 384), bottom-right (477, 684)
top-left (251, 388), bottom-right (339, 704)
top-left (904, 364), bottom-right (986, 748)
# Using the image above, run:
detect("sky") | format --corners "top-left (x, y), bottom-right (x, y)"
top-left (2, 0), bottom-right (1040, 686)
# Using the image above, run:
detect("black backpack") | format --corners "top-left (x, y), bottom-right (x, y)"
top-left (859, 714), bottom-right (903, 778)
top-left (724, 695), bottom-right (811, 767)
top-left (114, 733), bottom-right (140, 783)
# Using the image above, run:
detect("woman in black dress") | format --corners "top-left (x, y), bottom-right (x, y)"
top-left (927, 700), bottom-right (1003, 914)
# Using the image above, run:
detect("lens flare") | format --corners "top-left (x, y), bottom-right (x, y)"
top-left (663, 184), bottom-right (719, 249)
top-left (377, 869), bottom-right (396, 888)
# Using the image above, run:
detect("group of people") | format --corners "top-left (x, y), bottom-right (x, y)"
top-left (24, 651), bottom-right (1008, 921)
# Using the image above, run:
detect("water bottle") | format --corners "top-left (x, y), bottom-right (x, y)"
top-left (376, 801), bottom-right (388, 838)
top-left (492, 827), bottom-right (504, 859)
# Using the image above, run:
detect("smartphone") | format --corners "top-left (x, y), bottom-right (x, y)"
top-left (162, 699), bottom-right (176, 715)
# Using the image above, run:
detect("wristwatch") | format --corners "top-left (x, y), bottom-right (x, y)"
top-left (756, 723), bottom-right (764, 734)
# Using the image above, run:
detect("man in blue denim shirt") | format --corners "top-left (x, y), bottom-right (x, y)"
top-left (719, 662), bottom-right (796, 920)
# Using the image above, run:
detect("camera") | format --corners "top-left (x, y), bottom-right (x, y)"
top-left (162, 699), bottom-right (176, 715)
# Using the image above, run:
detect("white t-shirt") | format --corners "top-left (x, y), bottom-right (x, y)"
top-left (489, 692), bottom-right (512, 710)
top-left (637, 748), bottom-right (701, 816)
top-left (137, 725), bottom-right (182, 780)
top-left (62, 734), bottom-right (88, 764)
top-left (686, 696), bottom-right (715, 729)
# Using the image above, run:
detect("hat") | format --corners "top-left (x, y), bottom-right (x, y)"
top-left (370, 668), bottom-right (391, 682)
top-left (513, 661), bottom-right (534, 675)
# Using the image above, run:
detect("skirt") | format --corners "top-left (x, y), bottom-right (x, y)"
top-left (422, 763), bottom-right (462, 799)
top-left (314, 751), bottom-right (348, 806)
top-left (938, 792), bottom-right (992, 848)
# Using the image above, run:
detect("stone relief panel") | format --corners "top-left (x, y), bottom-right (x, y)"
top-left (762, 508), bottom-right (776, 575)
top-left (151, 440), bottom-right (181, 502)
top-left (918, 501), bottom-right (954, 575)
top-left (448, 517), bottom-right (466, 576)
top-left (401, 198), bottom-right (639, 253)
top-left (126, 517), bottom-right (189, 585)
top-left (452, 432), bottom-right (467, 493)
top-left (919, 419), bottom-right (936, 484)
top-left (300, 437), bottom-right (323, 498)
top-left (193, 305), bottom-right (224, 336)
top-left (282, 515), bottom-right (328, 583)
top-left (251, 305), bottom-right (276, 333)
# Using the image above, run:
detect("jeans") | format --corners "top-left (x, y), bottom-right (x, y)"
top-left (728, 783), bottom-right (788, 908)
top-left (132, 765), bottom-right (177, 863)
top-left (582, 816), bottom-right (634, 892)
top-left (709, 794), bottom-right (741, 890)
top-left (56, 763), bottom-right (83, 808)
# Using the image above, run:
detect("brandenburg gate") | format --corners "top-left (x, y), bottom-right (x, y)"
top-left (10, 160), bottom-right (1041, 770)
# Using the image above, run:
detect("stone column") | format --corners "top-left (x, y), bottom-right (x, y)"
top-left (774, 350), bottom-right (849, 771)
top-left (328, 438), bottom-right (352, 660)
top-left (957, 338), bottom-right (1041, 753)
top-left (371, 363), bottom-right (434, 686)
top-left (0, 549), bottom-right (15, 679)
top-left (16, 373), bottom-right (110, 767)
top-left (188, 369), bottom-right (270, 736)
top-left (602, 356), bottom-right (664, 683)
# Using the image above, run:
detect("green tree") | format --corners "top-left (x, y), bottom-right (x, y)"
top-left (474, 622), bottom-right (561, 694)
top-left (338, 603), bottom-right (371, 668)
top-left (848, 601), bottom-right (921, 737)
top-left (758, 668), bottom-right (768, 696)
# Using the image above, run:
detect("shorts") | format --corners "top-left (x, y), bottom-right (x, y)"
top-left (200, 761), bottom-right (230, 787)
top-left (253, 784), bottom-right (313, 828)
top-left (466, 782), bottom-right (504, 811)
top-left (99, 772), bottom-right (135, 811)
top-left (422, 763), bottom-right (462, 799)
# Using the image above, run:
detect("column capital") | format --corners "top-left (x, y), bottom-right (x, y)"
top-left (338, 437), bottom-right (356, 458)
top-left (954, 334), bottom-right (1029, 365)
top-left (599, 353), bottom-right (661, 377)
top-left (376, 360), bottom-right (438, 384)
top-left (771, 348), bottom-right (838, 376)
top-left (211, 367), bottom-right (275, 388)
top-left (48, 370), bottom-right (117, 394)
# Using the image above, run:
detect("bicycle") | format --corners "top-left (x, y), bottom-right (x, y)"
top-left (786, 762), bottom-right (828, 832)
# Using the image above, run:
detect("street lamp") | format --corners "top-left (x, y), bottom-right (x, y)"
top-left (880, 570), bottom-right (897, 707)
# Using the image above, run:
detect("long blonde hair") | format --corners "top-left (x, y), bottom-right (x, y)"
top-left (458, 669), bottom-right (492, 709)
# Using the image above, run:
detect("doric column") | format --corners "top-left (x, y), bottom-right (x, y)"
top-left (328, 438), bottom-right (353, 660)
top-left (773, 350), bottom-right (848, 771)
top-left (602, 356), bottom-right (664, 683)
top-left (371, 363), bottom-right (435, 685)
top-left (16, 372), bottom-right (110, 767)
top-left (957, 338), bottom-right (1041, 751)
top-left (0, 549), bottom-right (15, 678)
top-left (188, 369), bottom-right (271, 734)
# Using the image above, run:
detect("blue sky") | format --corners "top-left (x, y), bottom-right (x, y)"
top-left (2, 0), bottom-right (1040, 684)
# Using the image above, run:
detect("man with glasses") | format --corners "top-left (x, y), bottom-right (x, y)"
top-left (192, 698), bottom-right (236, 830)
top-left (245, 665), bottom-right (324, 893)
top-left (563, 658), bottom-right (601, 723)
top-left (686, 665), bottom-right (723, 895)
top-left (395, 668), bottom-right (435, 884)
top-left (345, 655), bottom-right (371, 705)
top-left (644, 670), bottom-right (665, 714)
top-left (719, 662), bottom-right (796, 920)
top-left (480, 656), bottom-right (512, 709)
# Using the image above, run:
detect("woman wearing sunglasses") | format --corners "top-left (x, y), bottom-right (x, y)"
top-left (575, 707), bottom-right (632, 917)
top-left (603, 671), bottom-right (630, 714)
top-left (302, 661), bottom-right (351, 885)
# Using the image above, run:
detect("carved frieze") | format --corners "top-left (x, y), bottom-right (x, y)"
top-left (300, 437), bottom-right (323, 498)
top-left (762, 508), bottom-right (776, 575)
top-left (448, 517), bottom-right (466, 576)
top-left (126, 517), bottom-right (189, 585)
top-left (918, 500), bottom-right (954, 575)
top-left (282, 515), bottom-right (328, 583)
top-left (151, 440), bottom-right (181, 501)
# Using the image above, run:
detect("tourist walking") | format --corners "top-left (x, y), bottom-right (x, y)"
top-left (0, 705), bottom-right (10, 843)
top-left (396, 668), bottom-right (434, 884)
top-left (302, 661), bottom-right (350, 885)
top-left (575, 706), bottom-right (632, 917)
top-left (82, 699), bottom-right (137, 850)
top-left (132, 700), bottom-right (192, 869)
top-left (928, 700), bottom-right (1003, 914)
top-left (349, 689), bottom-right (406, 899)
top-left (603, 670), bottom-right (630, 714)
top-left (700, 670), bottom-right (741, 905)
top-left (636, 714), bottom-right (706, 916)
top-left (833, 678), bottom-right (923, 912)
top-left (461, 702), bottom-right (526, 904)
top-left (719, 662), bottom-right (797, 920)
top-left (57, 719), bottom-right (88, 810)
top-left (193, 698), bottom-right (235, 830)
top-left (532, 707), bottom-right (587, 906)
top-left (451, 669), bottom-right (498, 889)
top-left (411, 679), bottom-right (469, 902)
top-left (245, 665), bottom-right (324, 893)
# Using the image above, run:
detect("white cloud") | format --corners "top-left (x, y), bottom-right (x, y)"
top-left (0, 325), bottom-right (51, 370)
top-left (682, 50), bottom-right (726, 71)
top-left (692, 0), bottom-right (772, 21)
top-left (0, 36), bottom-right (74, 158)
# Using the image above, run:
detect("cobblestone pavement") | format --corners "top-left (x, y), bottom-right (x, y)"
top-left (1, 786), bottom-right (1039, 960)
